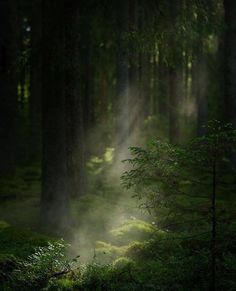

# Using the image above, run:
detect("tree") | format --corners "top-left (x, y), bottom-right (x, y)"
top-left (224, 0), bottom-right (236, 128)
top-left (122, 120), bottom-right (236, 291)
top-left (0, 0), bottom-right (19, 176)
top-left (40, 0), bottom-right (68, 231)
top-left (192, 44), bottom-right (208, 136)
top-left (29, 0), bottom-right (42, 162)
top-left (115, 0), bottom-right (130, 160)
top-left (65, 1), bottom-right (86, 199)
top-left (185, 121), bottom-right (236, 291)
top-left (167, 0), bottom-right (183, 144)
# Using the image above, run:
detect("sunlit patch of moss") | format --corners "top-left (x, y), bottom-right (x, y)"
top-left (87, 156), bottom-right (103, 176)
top-left (46, 278), bottom-right (74, 291)
top-left (95, 241), bottom-right (128, 263)
top-left (104, 147), bottom-right (114, 163)
top-left (110, 219), bottom-right (156, 245)
top-left (47, 278), bottom-right (74, 291)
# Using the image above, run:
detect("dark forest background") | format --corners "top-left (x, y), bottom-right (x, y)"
top-left (0, 0), bottom-right (236, 290)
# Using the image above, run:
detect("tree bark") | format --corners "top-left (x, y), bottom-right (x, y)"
top-left (168, 0), bottom-right (182, 144)
top-left (65, 1), bottom-right (86, 199)
top-left (129, 0), bottom-right (140, 145)
top-left (169, 67), bottom-right (180, 144)
top-left (40, 0), bottom-right (68, 231)
top-left (211, 158), bottom-right (216, 291)
top-left (0, 0), bottom-right (19, 176)
top-left (115, 0), bottom-right (130, 158)
top-left (29, 0), bottom-right (42, 162)
top-left (224, 0), bottom-right (236, 127)
top-left (192, 46), bottom-right (208, 136)
top-left (158, 47), bottom-right (169, 118)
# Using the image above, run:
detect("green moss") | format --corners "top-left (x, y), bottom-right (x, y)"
top-left (46, 278), bottom-right (75, 291)
top-left (0, 220), bottom-right (51, 258)
top-left (0, 165), bottom-right (41, 228)
top-left (112, 256), bottom-right (135, 268)
top-left (95, 241), bottom-right (128, 263)
top-left (110, 219), bottom-right (156, 245)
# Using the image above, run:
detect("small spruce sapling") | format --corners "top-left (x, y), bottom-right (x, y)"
top-left (122, 120), bottom-right (236, 291)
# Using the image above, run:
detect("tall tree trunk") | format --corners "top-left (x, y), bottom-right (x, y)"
top-left (168, 0), bottom-right (182, 144)
top-left (129, 0), bottom-right (140, 145)
top-left (169, 67), bottom-right (180, 144)
top-left (41, 0), bottom-right (68, 231)
top-left (152, 52), bottom-right (158, 117)
top-left (140, 53), bottom-right (151, 120)
top-left (224, 0), bottom-right (236, 127)
top-left (192, 45), bottom-right (208, 136)
top-left (0, 0), bottom-right (19, 176)
top-left (115, 0), bottom-right (130, 159)
top-left (29, 0), bottom-right (42, 162)
top-left (80, 8), bottom-right (94, 163)
top-left (138, 4), bottom-right (151, 122)
top-left (158, 46), bottom-right (169, 118)
top-left (65, 1), bottom-right (85, 199)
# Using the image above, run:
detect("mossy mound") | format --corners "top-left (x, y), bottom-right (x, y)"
top-left (0, 220), bottom-right (51, 258)
top-left (110, 219), bottom-right (156, 245)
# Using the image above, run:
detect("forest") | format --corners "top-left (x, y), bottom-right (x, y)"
top-left (0, 0), bottom-right (236, 290)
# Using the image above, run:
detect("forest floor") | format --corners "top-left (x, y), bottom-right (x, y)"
top-left (0, 163), bottom-right (236, 290)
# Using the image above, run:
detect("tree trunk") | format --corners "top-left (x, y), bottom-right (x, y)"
top-left (211, 158), bottom-right (216, 291)
top-left (169, 67), bottom-right (180, 144)
top-left (0, 0), bottom-right (19, 176)
top-left (129, 0), bottom-right (140, 145)
top-left (158, 47), bottom-right (169, 118)
top-left (168, 0), bottom-right (182, 144)
top-left (140, 53), bottom-right (151, 120)
top-left (65, 1), bottom-right (86, 199)
top-left (115, 0), bottom-right (130, 159)
top-left (40, 0), bottom-right (68, 231)
top-left (224, 0), bottom-right (236, 127)
top-left (152, 52), bottom-right (158, 117)
top-left (80, 7), bottom-right (94, 164)
top-left (192, 47), bottom-right (208, 136)
top-left (29, 0), bottom-right (42, 162)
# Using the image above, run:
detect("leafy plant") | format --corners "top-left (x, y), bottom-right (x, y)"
top-left (10, 240), bottom-right (78, 290)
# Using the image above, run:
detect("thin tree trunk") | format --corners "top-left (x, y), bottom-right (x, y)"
top-left (211, 157), bottom-right (216, 291)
